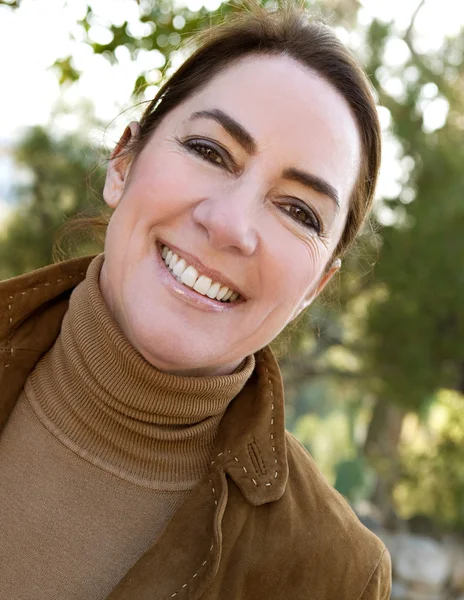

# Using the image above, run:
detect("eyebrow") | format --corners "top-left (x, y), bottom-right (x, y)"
top-left (189, 109), bottom-right (257, 155)
top-left (188, 108), bottom-right (340, 213)
top-left (281, 168), bottom-right (340, 212)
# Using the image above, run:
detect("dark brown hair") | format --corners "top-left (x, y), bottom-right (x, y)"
top-left (56, 1), bottom-right (381, 267)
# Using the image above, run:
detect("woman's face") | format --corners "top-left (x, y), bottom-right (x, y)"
top-left (100, 54), bottom-right (361, 376)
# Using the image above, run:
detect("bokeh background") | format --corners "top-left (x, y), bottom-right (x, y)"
top-left (1, 0), bottom-right (463, 597)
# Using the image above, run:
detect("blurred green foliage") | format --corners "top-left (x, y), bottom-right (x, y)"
top-left (1, 0), bottom-right (464, 530)
top-left (0, 126), bottom-right (106, 279)
top-left (363, 12), bottom-right (464, 408)
top-left (55, 0), bottom-right (242, 95)
top-left (396, 390), bottom-right (464, 529)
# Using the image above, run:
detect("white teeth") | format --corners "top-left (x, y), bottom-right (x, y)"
top-left (181, 266), bottom-right (198, 287)
top-left (160, 245), bottom-right (241, 302)
top-left (173, 258), bottom-right (187, 277)
top-left (193, 275), bottom-right (212, 295)
top-left (206, 282), bottom-right (221, 299)
top-left (216, 286), bottom-right (229, 301)
top-left (169, 253), bottom-right (179, 269)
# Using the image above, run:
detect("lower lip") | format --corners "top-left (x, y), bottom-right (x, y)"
top-left (154, 244), bottom-right (244, 313)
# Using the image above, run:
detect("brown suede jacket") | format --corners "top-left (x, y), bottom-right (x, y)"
top-left (0, 255), bottom-right (391, 600)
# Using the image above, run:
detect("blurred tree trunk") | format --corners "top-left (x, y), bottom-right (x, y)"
top-left (364, 398), bottom-right (408, 529)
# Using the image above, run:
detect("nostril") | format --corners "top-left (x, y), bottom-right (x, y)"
top-left (191, 198), bottom-right (258, 256)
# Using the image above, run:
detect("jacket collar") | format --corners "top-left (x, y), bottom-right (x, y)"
top-left (0, 254), bottom-right (288, 507)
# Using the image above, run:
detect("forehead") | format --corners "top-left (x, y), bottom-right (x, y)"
top-left (173, 54), bottom-right (361, 210)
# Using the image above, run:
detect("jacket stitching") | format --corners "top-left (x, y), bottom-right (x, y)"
top-left (211, 450), bottom-right (262, 487)
top-left (262, 357), bottom-right (279, 481)
top-left (167, 478), bottom-right (218, 598)
top-left (247, 443), bottom-right (261, 475)
top-left (254, 439), bottom-right (268, 476)
top-left (247, 441), bottom-right (267, 476)
top-left (209, 357), bottom-right (278, 487)
top-left (5, 295), bottom-right (13, 368)
top-left (2, 273), bottom-right (86, 369)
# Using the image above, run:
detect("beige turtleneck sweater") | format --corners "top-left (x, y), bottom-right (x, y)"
top-left (0, 254), bottom-right (255, 600)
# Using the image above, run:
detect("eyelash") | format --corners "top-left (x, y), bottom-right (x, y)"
top-left (180, 138), bottom-right (322, 235)
top-left (279, 202), bottom-right (322, 234)
top-left (183, 138), bottom-right (231, 169)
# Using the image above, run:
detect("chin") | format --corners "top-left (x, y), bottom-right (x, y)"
top-left (126, 318), bottom-right (220, 374)
top-left (119, 275), bottom-right (244, 375)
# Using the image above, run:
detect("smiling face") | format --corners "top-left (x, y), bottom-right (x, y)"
top-left (99, 54), bottom-right (361, 376)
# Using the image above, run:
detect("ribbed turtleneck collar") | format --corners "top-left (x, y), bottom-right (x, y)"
top-left (26, 254), bottom-right (255, 491)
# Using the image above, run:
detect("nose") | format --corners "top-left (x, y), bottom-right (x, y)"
top-left (191, 183), bottom-right (259, 256)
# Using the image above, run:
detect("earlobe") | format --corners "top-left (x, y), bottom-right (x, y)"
top-left (310, 257), bottom-right (342, 303)
top-left (103, 121), bottom-right (140, 209)
top-left (290, 258), bottom-right (342, 322)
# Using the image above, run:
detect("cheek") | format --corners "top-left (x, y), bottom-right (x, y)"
top-left (265, 230), bottom-right (328, 304)
top-left (124, 153), bottom-right (214, 224)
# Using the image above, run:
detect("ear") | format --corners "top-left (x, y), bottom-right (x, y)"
top-left (103, 121), bottom-right (140, 209)
top-left (290, 258), bottom-right (342, 323)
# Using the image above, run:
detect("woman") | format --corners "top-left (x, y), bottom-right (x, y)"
top-left (0, 3), bottom-right (391, 599)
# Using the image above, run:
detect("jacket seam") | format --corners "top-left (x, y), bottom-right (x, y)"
top-left (211, 356), bottom-right (279, 487)
top-left (166, 477), bottom-right (219, 598)
top-left (2, 273), bottom-right (86, 369)
top-left (209, 355), bottom-right (279, 491)
top-left (5, 293), bottom-right (13, 369)
top-left (211, 448), bottom-right (275, 489)
top-left (0, 348), bottom-right (45, 354)
top-left (261, 356), bottom-right (278, 481)
top-left (356, 546), bottom-right (388, 600)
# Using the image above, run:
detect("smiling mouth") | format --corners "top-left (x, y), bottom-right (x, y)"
top-left (158, 243), bottom-right (243, 304)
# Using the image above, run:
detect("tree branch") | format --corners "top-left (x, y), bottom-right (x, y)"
top-left (404, 0), bottom-right (426, 43)
top-left (402, 0), bottom-right (456, 99)
top-left (0, 0), bottom-right (20, 7)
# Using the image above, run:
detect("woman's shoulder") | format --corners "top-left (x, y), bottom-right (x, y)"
top-left (0, 254), bottom-right (96, 350)
top-left (284, 429), bottom-right (386, 548)
top-left (277, 429), bottom-right (391, 597)
top-left (0, 254), bottom-right (94, 294)
top-left (218, 429), bottom-right (391, 598)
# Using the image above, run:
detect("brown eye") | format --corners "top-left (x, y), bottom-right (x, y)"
top-left (280, 203), bottom-right (321, 234)
top-left (184, 139), bottom-right (228, 168)
top-left (202, 146), bottom-right (223, 164)
top-left (289, 206), bottom-right (307, 223)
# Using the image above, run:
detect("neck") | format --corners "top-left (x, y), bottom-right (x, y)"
top-left (25, 254), bottom-right (255, 490)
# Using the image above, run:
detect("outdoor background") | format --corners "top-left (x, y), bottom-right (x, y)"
top-left (0, 0), bottom-right (463, 597)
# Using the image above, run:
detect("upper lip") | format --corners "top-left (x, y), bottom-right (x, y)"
top-left (157, 240), bottom-right (247, 299)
